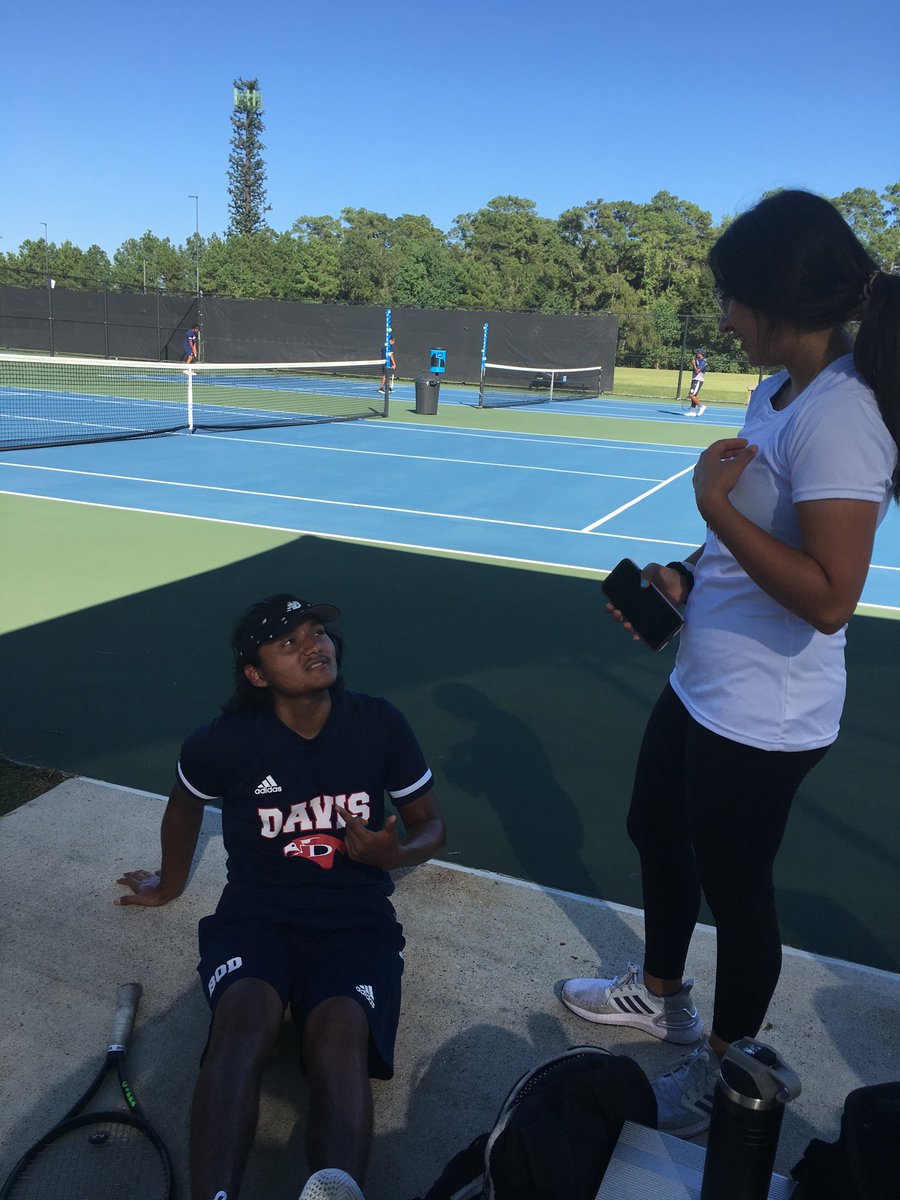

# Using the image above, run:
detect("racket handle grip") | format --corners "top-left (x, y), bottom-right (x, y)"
top-left (108, 981), bottom-right (143, 1057)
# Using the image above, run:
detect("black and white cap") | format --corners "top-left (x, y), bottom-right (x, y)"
top-left (232, 594), bottom-right (341, 663)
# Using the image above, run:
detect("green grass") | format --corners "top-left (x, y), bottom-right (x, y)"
top-left (0, 757), bottom-right (70, 816)
top-left (610, 365), bottom-right (769, 405)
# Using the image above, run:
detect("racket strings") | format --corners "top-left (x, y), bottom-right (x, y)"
top-left (6, 1116), bottom-right (169, 1200)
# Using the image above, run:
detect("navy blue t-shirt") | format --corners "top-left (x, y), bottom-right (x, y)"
top-left (177, 690), bottom-right (432, 924)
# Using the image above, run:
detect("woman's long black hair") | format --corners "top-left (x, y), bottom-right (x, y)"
top-left (709, 189), bottom-right (900, 499)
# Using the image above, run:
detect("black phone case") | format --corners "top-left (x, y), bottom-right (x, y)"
top-left (602, 559), bottom-right (684, 651)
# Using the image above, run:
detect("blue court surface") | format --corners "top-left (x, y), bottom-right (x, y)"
top-left (2, 406), bottom-right (899, 611)
top-left (405, 378), bottom-right (750, 428)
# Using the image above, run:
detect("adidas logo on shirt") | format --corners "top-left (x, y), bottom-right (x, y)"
top-left (254, 775), bottom-right (283, 795)
top-left (356, 984), bottom-right (375, 1009)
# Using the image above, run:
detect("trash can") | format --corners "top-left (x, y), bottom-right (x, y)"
top-left (415, 373), bottom-right (440, 415)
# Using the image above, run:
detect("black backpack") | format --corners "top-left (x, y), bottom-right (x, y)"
top-left (790, 1081), bottom-right (900, 1199)
top-left (413, 1046), bottom-right (657, 1200)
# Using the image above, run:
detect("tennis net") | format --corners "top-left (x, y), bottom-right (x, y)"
top-left (0, 353), bottom-right (388, 451)
top-left (478, 362), bottom-right (603, 409)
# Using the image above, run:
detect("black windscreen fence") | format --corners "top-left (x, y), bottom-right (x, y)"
top-left (0, 284), bottom-right (198, 361)
top-left (0, 284), bottom-right (618, 389)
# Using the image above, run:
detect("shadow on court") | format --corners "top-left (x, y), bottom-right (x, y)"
top-left (0, 531), bottom-right (898, 971)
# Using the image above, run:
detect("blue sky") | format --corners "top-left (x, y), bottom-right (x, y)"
top-left (2, 0), bottom-right (898, 257)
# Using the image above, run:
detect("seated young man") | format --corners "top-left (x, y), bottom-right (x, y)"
top-left (116, 594), bottom-right (446, 1200)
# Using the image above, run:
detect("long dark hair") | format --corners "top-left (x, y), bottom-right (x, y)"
top-left (709, 189), bottom-right (900, 499)
top-left (222, 625), bottom-right (345, 715)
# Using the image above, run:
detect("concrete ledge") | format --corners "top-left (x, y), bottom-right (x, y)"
top-left (1, 778), bottom-right (898, 1199)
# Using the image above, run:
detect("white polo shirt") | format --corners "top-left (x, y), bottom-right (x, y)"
top-left (671, 355), bottom-right (896, 751)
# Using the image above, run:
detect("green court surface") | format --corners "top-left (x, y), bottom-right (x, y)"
top-left (2, 466), bottom-right (898, 973)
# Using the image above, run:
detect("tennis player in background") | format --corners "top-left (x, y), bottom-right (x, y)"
top-left (685, 348), bottom-right (707, 416)
top-left (379, 334), bottom-right (395, 393)
top-left (183, 323), bottom-right (200, 364)
top-left (116, 593), bottom-right (445, 1200)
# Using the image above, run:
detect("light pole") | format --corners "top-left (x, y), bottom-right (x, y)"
top-left (188, 195), bottom-right (200, 296)
top-left (41, 223), bottom-right (54, 354)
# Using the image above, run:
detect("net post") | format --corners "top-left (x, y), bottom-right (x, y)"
top-left (675, 313), bottom-right (689, 400)
top-left (549, 370), bottom-right (556, 404)
top-left (47, 276), bottom-right (55, 355)
top-left (383, 308), bottom-right (392, 416)
top-left (187, 367), bottom-right (194, 431)
top-left (478, 323), bottom-right (489, 408)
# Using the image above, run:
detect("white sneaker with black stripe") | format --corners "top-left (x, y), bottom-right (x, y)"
top-left (652, 1040), bottom-right (719, 1136)
top-left (560, 963), bottom-right (704, 1044)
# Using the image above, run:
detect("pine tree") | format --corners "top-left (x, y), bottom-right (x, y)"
top-left (227, 78), bottom-right (271, 236)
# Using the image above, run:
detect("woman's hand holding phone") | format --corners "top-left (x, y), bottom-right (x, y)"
top-left (644, 562), bottom-right (689, 605)
top-left (601, 559), bottom-right (687, 651)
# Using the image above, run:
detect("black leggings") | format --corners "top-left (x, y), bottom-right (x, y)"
top-left (627, 684), bottom-right (828, 1044)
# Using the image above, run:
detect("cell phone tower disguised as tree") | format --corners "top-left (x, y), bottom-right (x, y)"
top-left (227, 79), bottom-right (272, 236)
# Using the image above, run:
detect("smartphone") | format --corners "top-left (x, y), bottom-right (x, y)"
top-left (601, 558), bottom-right (685, 651)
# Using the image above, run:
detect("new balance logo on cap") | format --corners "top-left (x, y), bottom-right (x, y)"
top-left (254, 775), bottom-right (283, 795)
top-left (356, 984), bottom-right (375, 1009)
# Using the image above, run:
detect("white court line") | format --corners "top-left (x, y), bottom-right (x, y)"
top-left (348, 420), bottom-right (703, 457)
top-left (192, 432), bottom-right (663, 484)
top-left (0, 460), bottom-right (651, 537)
top-left (581, 463), bottom-right (697, 532)
top-left (3, 488), bottom-right (898, 597)
top-left (0, 490), bottom-right (699, 575)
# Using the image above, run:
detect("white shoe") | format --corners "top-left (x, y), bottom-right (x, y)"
top-left (560, 963), bottom-right (704, 1044)
top-left (299, 1168), bottom-right (365, 1200)
top-left (651, 1040), bottom-right (719, 1137)
top-left (696, 404), bottom-right (707, 416)
top-left (683, 408), bottom-right (696, 416)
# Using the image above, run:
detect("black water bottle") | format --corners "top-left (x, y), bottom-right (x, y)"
top-left (700, 1037), bottom-right (801, 1200)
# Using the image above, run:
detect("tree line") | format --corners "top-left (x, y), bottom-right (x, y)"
top-left (2, 185), bottom-right (897, 372)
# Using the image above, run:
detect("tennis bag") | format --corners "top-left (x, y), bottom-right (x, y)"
top-left (789, 1081), bottom-right (900, 1199)
top-left (414, 1045), bottom-right (657, 1200)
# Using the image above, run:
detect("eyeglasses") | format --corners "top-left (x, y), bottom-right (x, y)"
top-left (712, 285), bottom-right (731, 317)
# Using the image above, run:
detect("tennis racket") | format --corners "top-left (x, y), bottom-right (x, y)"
top-left (0, 982), bottom-right (174, 1200)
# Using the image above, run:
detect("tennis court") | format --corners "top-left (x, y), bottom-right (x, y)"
top-left (2, 363), bottom-right (899, 973)
top-left (1, 401), bottom-right (898, 606)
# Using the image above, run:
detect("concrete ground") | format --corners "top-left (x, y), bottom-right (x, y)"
top-left (1, 778), bottom-right (898, 1199)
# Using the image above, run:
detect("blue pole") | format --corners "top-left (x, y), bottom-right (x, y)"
top-left (478, 323), bottom-right (490, 407)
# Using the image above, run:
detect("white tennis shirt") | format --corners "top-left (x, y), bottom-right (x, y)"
top-left (671, 355), bottom-right (897, 751)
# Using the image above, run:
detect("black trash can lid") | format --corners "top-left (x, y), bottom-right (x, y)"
top-left (415, 373), bottom-right (437, 384)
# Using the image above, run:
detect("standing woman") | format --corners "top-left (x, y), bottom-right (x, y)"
top-left (561, 190), bottom-right (899, 1136)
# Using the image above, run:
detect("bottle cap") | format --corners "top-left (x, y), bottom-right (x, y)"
top-left (719, 1038), bottom-right (801, 1108)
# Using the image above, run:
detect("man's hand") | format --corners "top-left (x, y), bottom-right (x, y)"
top-left (335, 806), bottom-right (403, 870)
top-left (114, 870), bottom-right (174, 907)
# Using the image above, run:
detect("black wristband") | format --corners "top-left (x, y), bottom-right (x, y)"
top-left (666, 561), bottom-right (695, 597)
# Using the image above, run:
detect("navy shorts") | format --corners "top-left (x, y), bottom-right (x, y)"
top-left (689, 377), bottom-right (704, 396)
top-left (197, 913), bottom-right (405, 1078)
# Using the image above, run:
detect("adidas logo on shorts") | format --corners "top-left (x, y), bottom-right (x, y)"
top-left (254, 775), bottom-right (283, 794)
top-left (356, 984), bottom-right (375, 1009)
